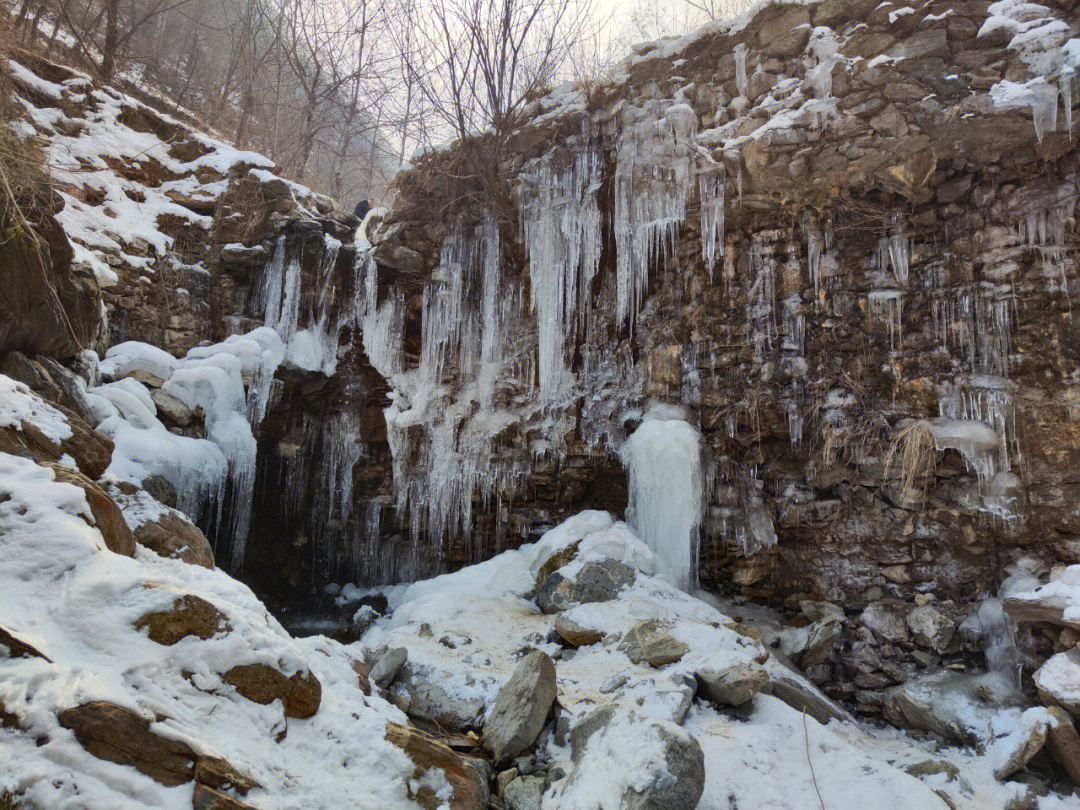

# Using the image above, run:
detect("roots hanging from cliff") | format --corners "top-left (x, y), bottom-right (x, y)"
top-left (884, 420), bottom-right (938, 503)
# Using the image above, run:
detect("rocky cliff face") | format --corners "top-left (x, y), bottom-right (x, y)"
top-left (345, 0), bottom-right (1080, 713)
top-left (6, 0), bottom-right (1080, 722)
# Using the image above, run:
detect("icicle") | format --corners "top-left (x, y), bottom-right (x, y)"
top-left (1063, 65), bottom-right (1075, 139)
top-left (746, 236), bottom-right (778, 360)
top-left (868, 290), bottom-right (903, 351)
top-left (699, 168), bottom-right (725, 280)
top-left (356, 249), bottom-right (405, 380)
top-left (734, 43), bottom-right (748, 98)
top-left (939, 377), bottom-right (1018, 473)
top-left (877, 222), bottom-right (911, 286)
top-left (804, 216), bottom-right (825, 308)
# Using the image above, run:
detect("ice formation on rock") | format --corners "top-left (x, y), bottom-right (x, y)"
top-left (622, 409), bottom-right (705, 590)
top-left (614, 102), bottom-right (699, 329)
top-left (521, 141), bottom-right (603, 398)
top-left (868, 290), bottom-right (903, 351)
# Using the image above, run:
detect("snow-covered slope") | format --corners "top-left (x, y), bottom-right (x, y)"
top-left (4, 52), bottom-right (334, 288)
top-left (0, 376), bottom-right (450, 810)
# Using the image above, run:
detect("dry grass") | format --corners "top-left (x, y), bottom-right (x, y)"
top-left (884, 420), bottom-right (938, 500)
top-left (0, 23), bottom-right (55, 250)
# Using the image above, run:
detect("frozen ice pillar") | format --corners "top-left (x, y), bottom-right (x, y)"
top-left (621, 407), bottom-right (704, 590)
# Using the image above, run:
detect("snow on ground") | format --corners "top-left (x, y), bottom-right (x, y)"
top-left (2, 54), bottom-right (330, 287)
top-left (359, 511), bottom-right (1047, 810)
top-left (0, 448), bottom-right (428, 810)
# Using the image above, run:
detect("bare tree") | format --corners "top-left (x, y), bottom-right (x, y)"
top-left (397, 0), bottom-right (595, 215)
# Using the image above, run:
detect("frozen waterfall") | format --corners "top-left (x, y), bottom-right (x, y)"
top-left (621, 410), bottom-right (705, 591)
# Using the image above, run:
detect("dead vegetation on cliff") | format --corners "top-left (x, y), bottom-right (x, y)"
top-left (884, 420), bottom-right (938, 502)
top-left (0, 27), bottom-right (53, 250)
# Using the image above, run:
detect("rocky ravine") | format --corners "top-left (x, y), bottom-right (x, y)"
top-left (7, 0), bottom-right (1080, 806)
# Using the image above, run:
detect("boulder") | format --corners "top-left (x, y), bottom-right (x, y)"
top-left (133, 510), bottom-right (215, 568)
top-left (800, 618), bottom-right (841, 668)
top-left (1034, 649), bottom-right (1080, 716)
top-left (992, 710), bottom-right (1049, 780)
top-left (503, 775), bottom-right (544, 810)
top-left (390, 661), bottom-right (488, 731)
top-left (56, 405), bottom-right (115, 479)
top-left (222, 664), bottom-right (321, 718)
top-left (0, 197), bottom-right (100, 360)
top-left (564, 707), bottom-right (704, 810)
top-left (482, 651), bottom-right (557, 766)
top-left (553, 615), bottom-right (604, 647)
top-left (1046, 706), bottom-right (1080, 786)
top-left (135, 593), bottom-right (229, 645)
top-left (860, 601), bottom-right (910, 643)
top-left (370, 647), bottom-right (408, 687)
top-left (536, 559), bottom-right (636, 614)
top-left (46, 464), bottom-right (134, 556)
top-left (907, 605), bottom-right (956, 653)
top-left (800, 600), bottom-right (844, 623)
top-left (618, 620), bottom-right (689, 667)
top-left (695, 656), bottom-right (768, 706)
top-left (58, 701), bottom-right (197, 786)
top-left (151, 388), bottom-right (194, 426)
top-left (193, 755), bottom-right (259, 796)
top-left (0, 624), bottom-right (51, 661)
top-left (386, 722), bottom-right (488, 810)
top-left (763, 661), bottom-right (851, 724)
top-left (373, 242), bottom-right (426, 275)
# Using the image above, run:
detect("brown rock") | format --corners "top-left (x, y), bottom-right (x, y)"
top-left (351, 658), bottom-right (372, 695)
top-left (0, 193), bottom-right (100, 360)
top-left (134, 511), bottom-right (215, 568)
top-left (53, 404), bottom-right (114, 479)
top-left (193, 756), bottom-right (259, 796)
top-left (0, 624), bottom-right (51, 661)
top-left (222, 664), bottom-right (322, 718)
top-left (58, 701), bottom-right (197, 786)
top-left (876, 144), bottom-right (937, 199)
top-left (386, 722), bottom-right (488, 810)
top-left (554, 615), bottom-right (604, 647)
top-left (135, 593), bottom-right (229, 645)
top-left (46, 464), bottom-right (134, 556)
top-left (192, 784), bottom-right (259, 810)
top-left (754, 4), bottom-right (811, 57)
top-left (1047, 706), bottom-right (1080, 786)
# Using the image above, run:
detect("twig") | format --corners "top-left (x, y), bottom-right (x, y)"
top-left (803, 707), bottom-right (826, 810)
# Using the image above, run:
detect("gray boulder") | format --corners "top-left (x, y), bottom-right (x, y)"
top-left (618, 620), bottom-right (689, 667)
top-left (906, 605), bottom-right (956, 653)
top-left (370, 647), bottom-right (407, 687)
top-left (536, 559), bottom-right (636, 614)
top-left (800, 618), bottom-right (842, 668)
top-left (389, 661), bottom-right (489, 731)
top-left (483, 651), bottom-right (557, 766)
top-left (565, 707), bottom-right (704, 810)
top-left (695, 657), bottom-right (768, 706)
top-left (503, 775), bottom-right (545, 810)
top-left (860, 601), bottom-right (910, 643)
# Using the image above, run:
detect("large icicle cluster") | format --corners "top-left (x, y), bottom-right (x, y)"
top-left (614, 101), bottom-right (701, 329)
top-left (521, 138), bottom-right (603, 400)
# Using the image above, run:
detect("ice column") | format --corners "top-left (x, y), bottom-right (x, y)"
top-left (622, 411), bottom-right (705, 590)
